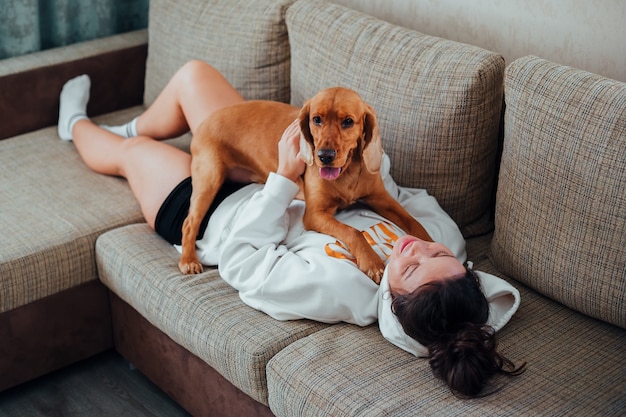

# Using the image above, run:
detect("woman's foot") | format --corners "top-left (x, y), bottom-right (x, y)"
top-left (57, 75), bottom-right (90, 141)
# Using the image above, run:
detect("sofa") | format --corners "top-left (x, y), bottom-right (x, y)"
top-left (1, 0), bottom-right (624, 415)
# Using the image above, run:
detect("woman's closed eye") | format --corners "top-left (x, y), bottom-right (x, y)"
top-left (403, 251), bottom-right (453, 279)
top-left (403, 263), bottom-right (419, 279)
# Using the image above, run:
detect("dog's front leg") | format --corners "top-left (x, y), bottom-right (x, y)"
top-left (179, 154), bottom-right (225, 275)
top-left (304, 209), bottom-right (386, 284)
top-left (179, 205), bottom-right (206, 274)
top-left (365, 193), bottom-right (433, 242)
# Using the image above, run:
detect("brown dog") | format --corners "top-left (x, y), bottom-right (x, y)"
top-left (178, 87), bottom-right (432, 283)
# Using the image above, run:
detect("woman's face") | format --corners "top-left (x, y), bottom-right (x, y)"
top-left (387, 235), bottom-right (465, 294)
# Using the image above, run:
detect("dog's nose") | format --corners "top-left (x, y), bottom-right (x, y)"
top-left (317, 149), bottom-right (336, 165)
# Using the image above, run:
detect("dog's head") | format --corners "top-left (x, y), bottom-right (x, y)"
top-left (298, 87), bottom-right (382, 180)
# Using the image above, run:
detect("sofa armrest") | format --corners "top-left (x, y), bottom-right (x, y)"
top-left (0, 30), bottom-right (148, 140)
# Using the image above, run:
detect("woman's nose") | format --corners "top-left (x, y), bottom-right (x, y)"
top-left (407, 238), bottom-right (430, 255)
top-left (416, 240), bottom-right (439, 256)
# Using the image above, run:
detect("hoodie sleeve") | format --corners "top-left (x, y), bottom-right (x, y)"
top-left (218, 172), bottom-right (300, 294)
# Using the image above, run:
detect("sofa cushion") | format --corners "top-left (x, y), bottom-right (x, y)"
top-left (95, 223), bottom-right (327, 405)
top-left (267, 234), bottom-right (626, 416)
top-left (286, 0), bottom-right (505, 237)
top-left (492, 56), bottom-right (626, 328)
top-left (0, 107), bottom-right (144, 314)
top-left (144, 0), bottom-right (295, 106)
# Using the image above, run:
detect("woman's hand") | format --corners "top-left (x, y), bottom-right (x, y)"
top-left (277, 119), bottom-right (306, 182)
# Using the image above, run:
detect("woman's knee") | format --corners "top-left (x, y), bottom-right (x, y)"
top-left (122, 135), bottom-right (153, 150)
top-left (117, 135), bottom-right (189, 180)
top-left (121, 135), bottom-right (189, 167)
top-left (119, 136), bottom-right (157, 166)
top-left (176, 60), bottom-right (221, 85)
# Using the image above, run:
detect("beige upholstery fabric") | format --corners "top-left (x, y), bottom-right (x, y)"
top-left (492, 56), bottom-right (626, 328)
top-left (96, 223), bottom-right (327, 405)
top-left (0, 108), bottom-right (144, 313)
top-left (267, 235), bottom-right (626, 416)
top-left (144, 0), bottom-right (295, 106)
top-left (286, 0), bottom-right (505, 237)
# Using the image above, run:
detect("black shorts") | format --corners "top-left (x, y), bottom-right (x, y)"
top-left (154, 177), bottom-right (247, 245)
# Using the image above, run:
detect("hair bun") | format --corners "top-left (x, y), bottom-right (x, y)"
top-left (428, 324), bottom-right (498, 397)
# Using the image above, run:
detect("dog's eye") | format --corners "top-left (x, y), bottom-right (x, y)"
top-left (341, 118), bottom-right (354, 128)
top-left (312, 116), bottom-right (322, 126)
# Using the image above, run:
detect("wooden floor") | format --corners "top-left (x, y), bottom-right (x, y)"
top-left (0, 351), bottom-right (190, 417)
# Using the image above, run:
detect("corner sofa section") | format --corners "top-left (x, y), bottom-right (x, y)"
top-left (0, 31), bottom-right (148, 391)
top-left (1, 0), bottom-right (624, 416)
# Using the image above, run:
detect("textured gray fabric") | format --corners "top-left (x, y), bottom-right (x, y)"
top-left (96, 223), bottom-right (327, 405)
top-left (144, 0), bottom-right (295, 106)
top-left (492, 56), bottom-right (626, 328)
top-left (267, 234), bottom-right (626, 417)
top-left (0, 107), bottom-right (144, 313)
top-left (286, 0), bottom-right (505, 237)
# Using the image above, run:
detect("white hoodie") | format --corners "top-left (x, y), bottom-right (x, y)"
top-left (182, 154), bottom-right (520, 357)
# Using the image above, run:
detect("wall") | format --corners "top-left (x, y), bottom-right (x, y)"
top-left (0, 0), bottom-right (149, 60)
top-left (332, 0), bottom-right (626, 82)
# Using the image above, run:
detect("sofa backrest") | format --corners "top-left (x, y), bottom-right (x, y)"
top-left (286, 0), bottom-right (505, 237)
top-left (144, 0), bottom-right (294, 106)
top-left (492, 56), bottom-right (626, 329)
top-left (144, 0), bottom-right (505, 238)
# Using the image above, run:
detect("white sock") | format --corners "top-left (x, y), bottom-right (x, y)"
top-left (58, 74), bottom-right (91, 141)
top-left (100, 117), bottom-right (139, 138)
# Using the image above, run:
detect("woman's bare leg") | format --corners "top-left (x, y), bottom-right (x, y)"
top-left (72, 120), bottom-right (191, 228)
top-left (134, 60), bottom-right (245, 139)
top-left (59, 60), bottom-right (246, 228)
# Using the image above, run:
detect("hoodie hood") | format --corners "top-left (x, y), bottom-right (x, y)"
top-left (378, 266), bottom-right (521, 357)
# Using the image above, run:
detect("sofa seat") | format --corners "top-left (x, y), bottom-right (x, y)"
top-left (95, 223), bottom-right (328, 406)
top-left (0, 107), bottom-right (145, 389)
top-left (266, 235), bottom-right (626, 416)
top-left (0, 107), bottom-right (146, 313)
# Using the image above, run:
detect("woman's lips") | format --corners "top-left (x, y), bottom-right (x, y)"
top-left (399, 236), bottom-right (416, 253)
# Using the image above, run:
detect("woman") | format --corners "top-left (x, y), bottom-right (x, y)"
top-left (58, 60), bottom-right (525, 397)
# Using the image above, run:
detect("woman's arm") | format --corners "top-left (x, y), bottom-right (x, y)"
top-left (218, 119), bottom-right (305, 293)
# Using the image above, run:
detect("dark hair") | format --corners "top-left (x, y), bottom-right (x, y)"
top-left (391, 266), bottom-right (526, 397)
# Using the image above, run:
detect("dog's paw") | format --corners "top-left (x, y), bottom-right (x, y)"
top-left (367, 266), bottom-right (385, 285)
top-left (178, 259), bottom-right (204, 275)
top-left (359, 258), bottom-right (385, 285)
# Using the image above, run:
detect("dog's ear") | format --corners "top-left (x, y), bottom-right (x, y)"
top-left (298, 102), bottom-right (314, 166)
top-left (362, 104), bottom-right (383, 173)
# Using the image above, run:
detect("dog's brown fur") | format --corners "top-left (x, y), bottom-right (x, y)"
top-left (178, 87), bottom-right (432, 283)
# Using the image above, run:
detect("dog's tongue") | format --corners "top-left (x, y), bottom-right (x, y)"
top-left (320, 167), bottom-right (341, 180)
